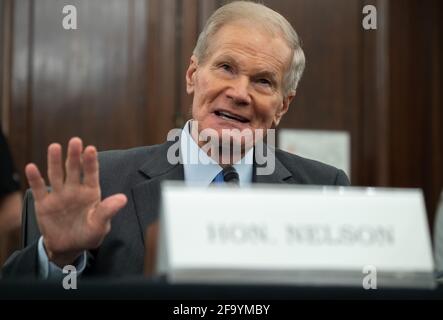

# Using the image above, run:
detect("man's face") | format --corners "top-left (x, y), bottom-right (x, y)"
top-left (186, 22), bottom-right (295, 152)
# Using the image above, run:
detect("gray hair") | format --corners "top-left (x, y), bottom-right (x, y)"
top-left (193, 1), bottom-right (306, 94)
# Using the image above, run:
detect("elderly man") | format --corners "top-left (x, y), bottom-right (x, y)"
top-left (2, 1), bottom-right (349, 278)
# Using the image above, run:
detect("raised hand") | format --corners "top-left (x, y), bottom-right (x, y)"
top-left (25, 137), bottom-right (127, 267)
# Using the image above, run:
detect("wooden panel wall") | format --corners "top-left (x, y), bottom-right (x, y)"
top-left (0, 1), bottom-right (3, 123)
top-left (5, 0), bottom-right (155, 187)
top-left (1, 0), bottom-right (442, 228)
top-left (388, 0), bottom-right (443, 223)
top-left (268, 0), bottom-right (364, 186)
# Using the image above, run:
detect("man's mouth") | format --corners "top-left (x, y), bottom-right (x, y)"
top-left (214, 110), bottom-right (250, 123)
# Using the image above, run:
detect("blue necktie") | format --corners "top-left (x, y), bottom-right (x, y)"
top-left (212, 170), bottom-right (225, 184)
top-left (211, 166), bottom-right (239, 185)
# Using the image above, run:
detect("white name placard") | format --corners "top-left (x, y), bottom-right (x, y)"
top-left (156, 183), bottom-right (436, 288)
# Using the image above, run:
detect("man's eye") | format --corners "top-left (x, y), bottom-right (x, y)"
top-left (257, 78), bottom-right (272, 86)
top-left (220, 64), bottom-right (233, 72)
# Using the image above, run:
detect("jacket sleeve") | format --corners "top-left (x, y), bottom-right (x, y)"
top-left (1, 190), bottom-right (40, 278)
top-left (1, 241), bottom-right (40, 278)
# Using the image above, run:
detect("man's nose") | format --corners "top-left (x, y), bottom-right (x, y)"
top-left (225, 77), bottom-right (252, 106)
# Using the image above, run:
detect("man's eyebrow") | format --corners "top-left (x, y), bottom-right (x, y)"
top-left (213, 54), bottom-right (236, 64)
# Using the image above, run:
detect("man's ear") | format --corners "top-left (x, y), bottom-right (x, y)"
top-left (186, 55), bottom-right (199, 94)
top-left (273, 91), bottom-right (296, 127)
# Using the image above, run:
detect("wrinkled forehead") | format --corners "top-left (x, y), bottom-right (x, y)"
top-left (207, 19), bottom-right (290, 52)
top-left (204, 21), bottom-right (293, 70)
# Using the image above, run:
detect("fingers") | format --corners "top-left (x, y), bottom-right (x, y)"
top-left (94, 194), bottom-right (127, 225)
top-left (25, 163), bottom-right (47, 201)
top-left (83, 146), bottom-right (99, 188)
top-left (47, 143), bottom-right (63, 192)
top-left (65, 137), bottom-right (83, 185)
top-left (37, 138), bottom-right (99, 192)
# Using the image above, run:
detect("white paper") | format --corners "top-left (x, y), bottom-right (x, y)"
top-left (279, 129), bottom-right (351, 179)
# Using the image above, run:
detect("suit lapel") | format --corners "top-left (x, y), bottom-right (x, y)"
top-left (254, 146), bottom-right (295, 184)
top-left (131, 141), bottom-right (184, 243)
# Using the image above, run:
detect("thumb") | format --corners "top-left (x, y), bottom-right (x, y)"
top-left (95, 193), bottom-right (127, 224)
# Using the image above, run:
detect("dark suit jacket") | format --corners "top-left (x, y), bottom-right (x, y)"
top-left (1, 140), bottom-right (350, 278)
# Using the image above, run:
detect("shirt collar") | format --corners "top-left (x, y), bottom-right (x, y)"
top-left (180, 120), bottom-right (253, 187)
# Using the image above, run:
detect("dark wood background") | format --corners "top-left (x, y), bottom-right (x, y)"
top-left (1, 0), bottom-right (442, 231)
